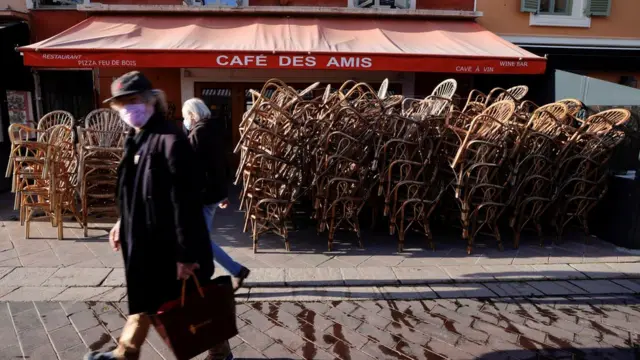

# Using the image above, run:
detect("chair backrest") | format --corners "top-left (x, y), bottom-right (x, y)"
top-left (431, 79), bottom-right (457, 99)
top-left (530, 103), bottom-right (569, 132)
top-left (482, 100), bottom-right (516, 122)
top-left (556, 99), bottom-right (584, 118)
top-left (499, 85), bottom-right (529, 101)
top-left (378, 78), bottom-right (389, 100)
top-left (84, 108), bottom-right (126, 131)
top-left (38, 111), bottom-right (74, 136)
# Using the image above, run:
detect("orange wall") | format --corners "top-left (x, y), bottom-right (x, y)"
top-left (30, 10), bottom-right (88, 42)
top-left (98, 68), bottom-right (182, 119)
top-left (587, 72), bottom-right (640, 89)
top-left (476, 0), bottom-right (640, 39)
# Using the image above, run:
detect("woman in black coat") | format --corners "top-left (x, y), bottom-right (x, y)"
top-left (85, 71), bottom-right (232, 360)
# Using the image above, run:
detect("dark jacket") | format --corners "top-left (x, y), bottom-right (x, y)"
top-left (188, 116), bottom-right (230, 205)
top-left (116, 112), bottom-right (214, 315)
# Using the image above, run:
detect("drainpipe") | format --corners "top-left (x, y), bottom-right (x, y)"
top-left (474, 0), bottom-right (477, 12)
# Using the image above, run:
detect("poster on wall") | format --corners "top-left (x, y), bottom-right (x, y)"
top-left (6, 90), bottom-right (35, 127)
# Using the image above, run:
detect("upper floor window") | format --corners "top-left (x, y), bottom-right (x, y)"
top-left (351, 0), bottom-right (415, 10)
top-left (29, 0), bottom-right (85, 8)
top-left (521, 0), bottom-right (611, 28)
top-left (538, 0), bottom-right (571, 15)
top-left (203, 0), bottom-right (244, 4)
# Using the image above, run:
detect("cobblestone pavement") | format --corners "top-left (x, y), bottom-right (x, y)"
top-left (2, 296), bottom-right (640, 360)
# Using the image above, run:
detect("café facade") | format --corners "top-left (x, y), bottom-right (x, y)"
top-left (19, 6), bottom-right (547, 163)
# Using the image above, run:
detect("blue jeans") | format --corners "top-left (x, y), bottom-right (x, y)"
top-left (203, 201), bottom-right (243, 277)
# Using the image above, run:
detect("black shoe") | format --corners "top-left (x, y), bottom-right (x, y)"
top-left (233, 267), bottom-right (251, 292)
top-left (84, 351), bottom-right (120, 360)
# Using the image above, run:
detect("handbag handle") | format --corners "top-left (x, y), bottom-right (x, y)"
top-left (180, 275), bottom-right (206, 307)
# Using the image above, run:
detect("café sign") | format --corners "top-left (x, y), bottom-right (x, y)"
top-left (21, 51), bottom-right (546, 74)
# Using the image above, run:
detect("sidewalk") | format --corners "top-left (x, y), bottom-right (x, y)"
top-left (2, 215), bottom-right (640, 298)
top-left (2, 296), bottom-right (639, 359)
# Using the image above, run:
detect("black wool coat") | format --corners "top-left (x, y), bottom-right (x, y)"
top-left (188, 117), bottom-right (230, 206)
top-left (116, 113), bottom-right (214, 315)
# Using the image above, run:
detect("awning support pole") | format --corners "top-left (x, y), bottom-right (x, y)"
top-left (32, 70), bottom-right (43, 122)
top-left (92, 68), bottom-right (100, 109)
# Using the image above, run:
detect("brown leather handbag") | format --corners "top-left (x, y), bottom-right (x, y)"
top-left (151, 276), bottom-right (238, 360)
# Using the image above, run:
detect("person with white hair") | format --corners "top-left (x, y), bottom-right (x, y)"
top-left (183, 97), bottom-right (250, 291)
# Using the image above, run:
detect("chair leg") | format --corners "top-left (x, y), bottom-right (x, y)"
top-left (535, 221), bottom-right (544, 247)
top-left (354, 222), bottom-right (363, 249)
top-left (25, 207), bottom-right (31, 239)
top-left (424, 219), bottom-right (435, 251)
top-left (494, 225), bottom-right (503, 251)
top-left (20, 194), bottom-right (26, 226)
top-left (251, 218), bottom-right (258, 254)
top-left (328, 216), bottom-right (336, 252)
top-left (57, 205), bottom-right (63, 240)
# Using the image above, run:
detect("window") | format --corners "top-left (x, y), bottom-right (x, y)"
top-left (522, 0), bottom-right (601, 28)
top-left (351, 0), bottom-right (414, 10)
top-left (203, 0), bottom-right (245, 5)
top-left (538, 0), bottom-right (572, 15)
top-left (29, 0), bottom-right (86, 8)
top-left (188, 0), bottom-right (247, 6)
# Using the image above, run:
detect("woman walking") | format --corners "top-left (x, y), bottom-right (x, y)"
top-left (182, 98), bottom-right (250, 291)
top-left (85, 72), bottom-right (233, 360)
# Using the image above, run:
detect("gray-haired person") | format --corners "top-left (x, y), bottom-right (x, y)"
top-left (182, 98), bottom-right (250, 290)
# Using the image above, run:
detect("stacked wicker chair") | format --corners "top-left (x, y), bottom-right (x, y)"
top-left (235, 79), bottom-right (310, 252)
top-left (20, 125), bottom-right (81, 239)
top-left (77, 109), bottom-right (128, 236)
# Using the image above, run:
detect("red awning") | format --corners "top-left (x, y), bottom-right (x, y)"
top-left (20, 15), bottom-right (546, 74)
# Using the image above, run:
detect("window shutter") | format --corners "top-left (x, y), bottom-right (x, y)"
top-left (520, 0), bottom-right (539, 13)
top-left (586, 0), bottom-right (611, 16)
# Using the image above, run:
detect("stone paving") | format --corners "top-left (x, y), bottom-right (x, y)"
top-left (1, 194), bottom-right (640, 294)
top-left (2, 296), bottom-right (640, 359)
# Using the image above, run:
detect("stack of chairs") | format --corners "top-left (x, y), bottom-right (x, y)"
top-left (235, 79), bottom-right (311, 252)
top-left (77, 109), bottom-right (128, 237)
top-left (310, 82), bottom-right (379, 251)
top-left (9, 124), bottom-right (80, 239)
top-left (551, 107), bottom-right (631, 242)
top-left (6, 111), bottom-right (78, 239)
top-left (506, 103), bottom-right (569, 248)
top-left (235, 79), bottom-right (633, 254)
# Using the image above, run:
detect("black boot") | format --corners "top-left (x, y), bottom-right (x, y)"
top-left (233, 266), bottom-right (251, 292)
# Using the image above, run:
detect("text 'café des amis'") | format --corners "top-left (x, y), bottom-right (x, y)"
top-left (18, 13), bottom-right (547, 149)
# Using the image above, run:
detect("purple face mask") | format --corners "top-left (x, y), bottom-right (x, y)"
top-left (119, 104), bottom-right (152, 128)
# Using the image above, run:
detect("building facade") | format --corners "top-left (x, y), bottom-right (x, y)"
top-left (477, 0), bottom-right (639, 102)
top-left (11, 0), bottom-right (548, 170)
